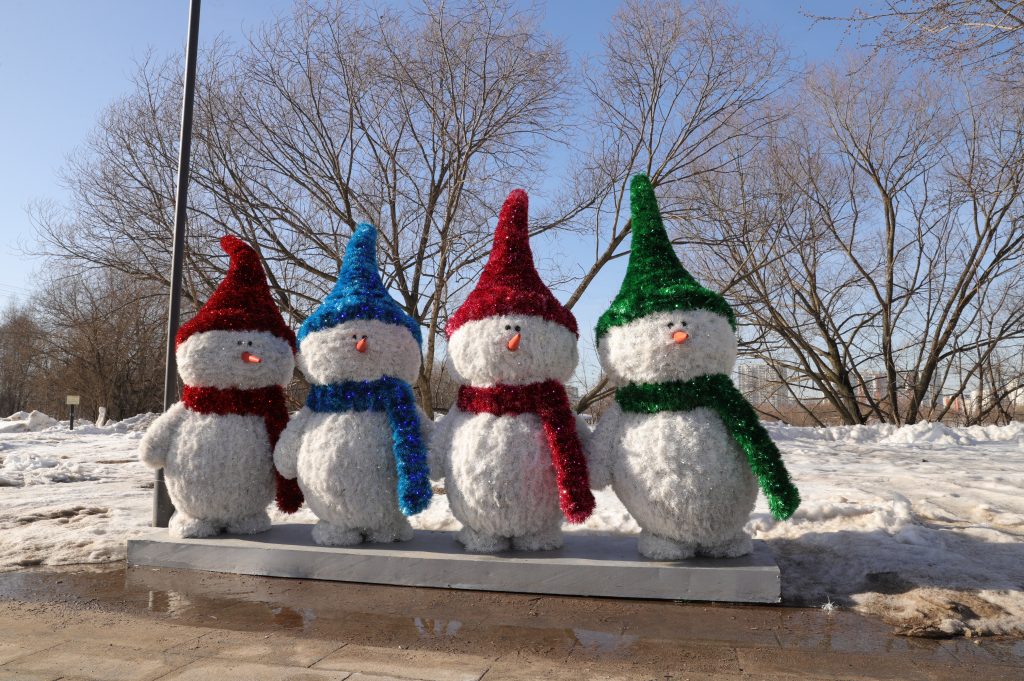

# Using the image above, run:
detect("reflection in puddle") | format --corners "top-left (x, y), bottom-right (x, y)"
top-left (2, 563), bottom-right (1001, 668)
top-left (147, 589), bottom-right (192, 616)
top-left (572, 627), bottom-right (638, 653)
top-left (414, 617), bottom-right (462, 639)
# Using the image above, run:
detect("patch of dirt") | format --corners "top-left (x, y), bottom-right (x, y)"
top-left (16, 506), bottom-right (110, 526)
top-left (858, 587), bottom-right (1022, 638)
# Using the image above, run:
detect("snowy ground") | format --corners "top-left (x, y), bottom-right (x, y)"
top-left (1, 410), bottom-right (1022, 638)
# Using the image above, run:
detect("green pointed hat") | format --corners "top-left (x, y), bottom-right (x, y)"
top-left (595, 174), bottom-right (735, 339)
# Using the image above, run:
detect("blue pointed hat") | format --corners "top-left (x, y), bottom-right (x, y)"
top-left (298, 224), bottom-right (422, 346)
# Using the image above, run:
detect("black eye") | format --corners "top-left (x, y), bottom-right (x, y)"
top-left (505, 325), bottom-right (511, 330)
top-left (667, 322), bottom-right (674, 328)
top-left (247, 341), bottom-right (253, 346)
top-left (237, 341), bottom-right (242, 345)
top-left (681, 321), bottom-right (688, 327)
top-left (352, 334), bottom-right (357, 339)
top-left (361, 335), bottom-right (368, 340)
top-left (514, 325), bottom-right (521, 332)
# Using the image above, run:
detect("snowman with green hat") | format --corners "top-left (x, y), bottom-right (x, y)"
top-left (590, 174), bottom-right (800, 560)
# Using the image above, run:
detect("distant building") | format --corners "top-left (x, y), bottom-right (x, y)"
top-left (860, 372), bottom-right (888, 401)
top-left (737, 363), bottom-right (790, 407)
top-left (859, 369), bottom-right (943, 406)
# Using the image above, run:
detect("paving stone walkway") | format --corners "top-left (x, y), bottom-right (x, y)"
top-left (0, 566), bottom-right (1021, 680)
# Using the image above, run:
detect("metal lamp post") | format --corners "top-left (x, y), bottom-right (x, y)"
top-left (154, 0), bottom-right (202, 528)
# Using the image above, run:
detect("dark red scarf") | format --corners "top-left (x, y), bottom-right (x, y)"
top-left (457, 380), bottom-right (595, 523)
top-left (182, 385), bottom-right (304, 513)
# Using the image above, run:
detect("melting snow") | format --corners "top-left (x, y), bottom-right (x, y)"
top-left (1, 411), bottom-right (1021, 637)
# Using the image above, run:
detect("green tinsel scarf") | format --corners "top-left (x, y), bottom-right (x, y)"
top-left (616, 374), bottom-right (801, 520)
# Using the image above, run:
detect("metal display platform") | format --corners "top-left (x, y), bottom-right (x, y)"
top-left (127, 524), bottom-right (780, 603)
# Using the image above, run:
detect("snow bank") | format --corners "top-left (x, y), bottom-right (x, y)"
top-left (0, 416), bottom-right (153, 570)
top-left (0, 411), bottom-right (58, 434)
top-left (765, 420), bottom-right (1024, 447)
top-left (2, 413), bottom-right (1023, 638)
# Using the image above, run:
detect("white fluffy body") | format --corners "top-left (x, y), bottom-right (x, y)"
top-left (277, 320), bottom-right (425, 546)
top-left (275, 408), bottom-right (415, 545)
top-left (139, 330), bottom-right (295, 538)
top-left (593, 309), bottom-right (756, 559)
top-left (433, 314), bottom-right (583, 552)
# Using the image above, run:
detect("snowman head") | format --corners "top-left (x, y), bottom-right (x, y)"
top-left (297, 223), bottom-right (423, 386)
top-left (447, 314), bottom-right (578, 386)
top-left (445, 189), bottom-right (579, 388)
top-left (298, 320), bottom-right (420, 384)
top-left (598, 309), bottom-right (735, 385)
top-left (596, 174), bottom-right (737, 386)
top-left (177, 330), bottom-right (295, 389)
top-left (174, 236), bottom-right (297, 390)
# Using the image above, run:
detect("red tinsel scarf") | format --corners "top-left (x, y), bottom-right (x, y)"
top-left (182, 385), bottom-right (304, 513)
top-left (457, 380), bottom-right (595, 523)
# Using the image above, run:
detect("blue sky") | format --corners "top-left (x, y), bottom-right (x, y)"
top-left (0, 0), bottom-right (853, 325)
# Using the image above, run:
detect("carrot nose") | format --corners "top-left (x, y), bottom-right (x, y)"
top-left (355, 337), bottom-right (368, 353)
top-left (672, 330), bottom-right (690, 344)
top-left (241, 351), bottom-right (262, 364)
top-left (506, 332), bottom-right (521, 352)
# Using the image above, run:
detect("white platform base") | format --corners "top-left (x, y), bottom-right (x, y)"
top-left (126, 524), bottom-right (780, 603)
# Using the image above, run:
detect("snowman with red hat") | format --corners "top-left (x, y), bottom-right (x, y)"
top-left (431, 189), bottom-right (595, 553)
top-left (139, 236), bottom-right (303, 538)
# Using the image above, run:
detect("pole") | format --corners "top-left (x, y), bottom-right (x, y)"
top-left (154, 0), bottom-right (202, 528)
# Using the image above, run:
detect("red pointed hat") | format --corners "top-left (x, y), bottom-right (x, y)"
top-left (175, 236), bottom-right (297, 351)
top-left (446, 189), bottom-right (578, 337)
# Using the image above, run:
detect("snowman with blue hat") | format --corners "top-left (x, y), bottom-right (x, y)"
top-left (274, 224), bottom-right (432, 546)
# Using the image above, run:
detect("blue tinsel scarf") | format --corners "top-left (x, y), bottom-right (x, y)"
top-left (306, 377), bottom-right (432, 516)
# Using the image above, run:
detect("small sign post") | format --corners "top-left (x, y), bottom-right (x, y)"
top-left (66, 395), bottom-right (80, 430)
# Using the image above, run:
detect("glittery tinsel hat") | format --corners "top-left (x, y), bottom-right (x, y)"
top-left (595, 174), bottom-right (735, 338)
top-left (446, 189), bottom-right (578, 337)
top-left (176, 235), bottom-right (297, 351)
top-left (298, 223), bottom-right (422, 346)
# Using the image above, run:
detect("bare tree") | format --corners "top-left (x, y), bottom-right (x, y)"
top-left (32, 0), bottom-right (581, 416)
top-left (814, 1), bottom-right (1024, 86)
top-left (566, 0), bottom-right (791, 410)
top-left (33, 268), bottom-right (166, 421)
top-left (685, 58), bottom-right (1024, 425)
top-left (0, 303), bottom-right (47, 416)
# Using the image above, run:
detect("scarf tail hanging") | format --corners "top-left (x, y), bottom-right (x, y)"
top-left (615, 375), bottom-right (800, 520)
top-left (384, 380), bottom-right (433, 515)
top-left (181, 385), bottom-right (304, 514)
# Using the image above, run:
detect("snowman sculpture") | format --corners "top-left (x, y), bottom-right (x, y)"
top-left (273, 223), bottom-right (431, 546)
top-left (590, 175), bottom-right (800, 560)
top-left (139, 236), bottom-right (303, 538)
top-left (431, 189), bottom-right (594, 553)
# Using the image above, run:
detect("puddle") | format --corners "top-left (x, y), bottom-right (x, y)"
top-left (0, 564), bottom-right (1019, 665)
top-left (414, 616), bottom-right (462, 639)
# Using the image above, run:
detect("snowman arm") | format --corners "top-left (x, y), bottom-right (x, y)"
top-left (715, 384), bottom-right (801, 520)
top-left (586, 402), bottom-right (619, 490)
top-left (416, 406), bottom-right (434, 445)
top-left (573, 412), bottom-right (602, 489)
top-left (427, 408), bottom-right (454, 482)
top-left (273, 407), bottom-right (310, 480)
top-left (138, 403), bottom-right (188, 469)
